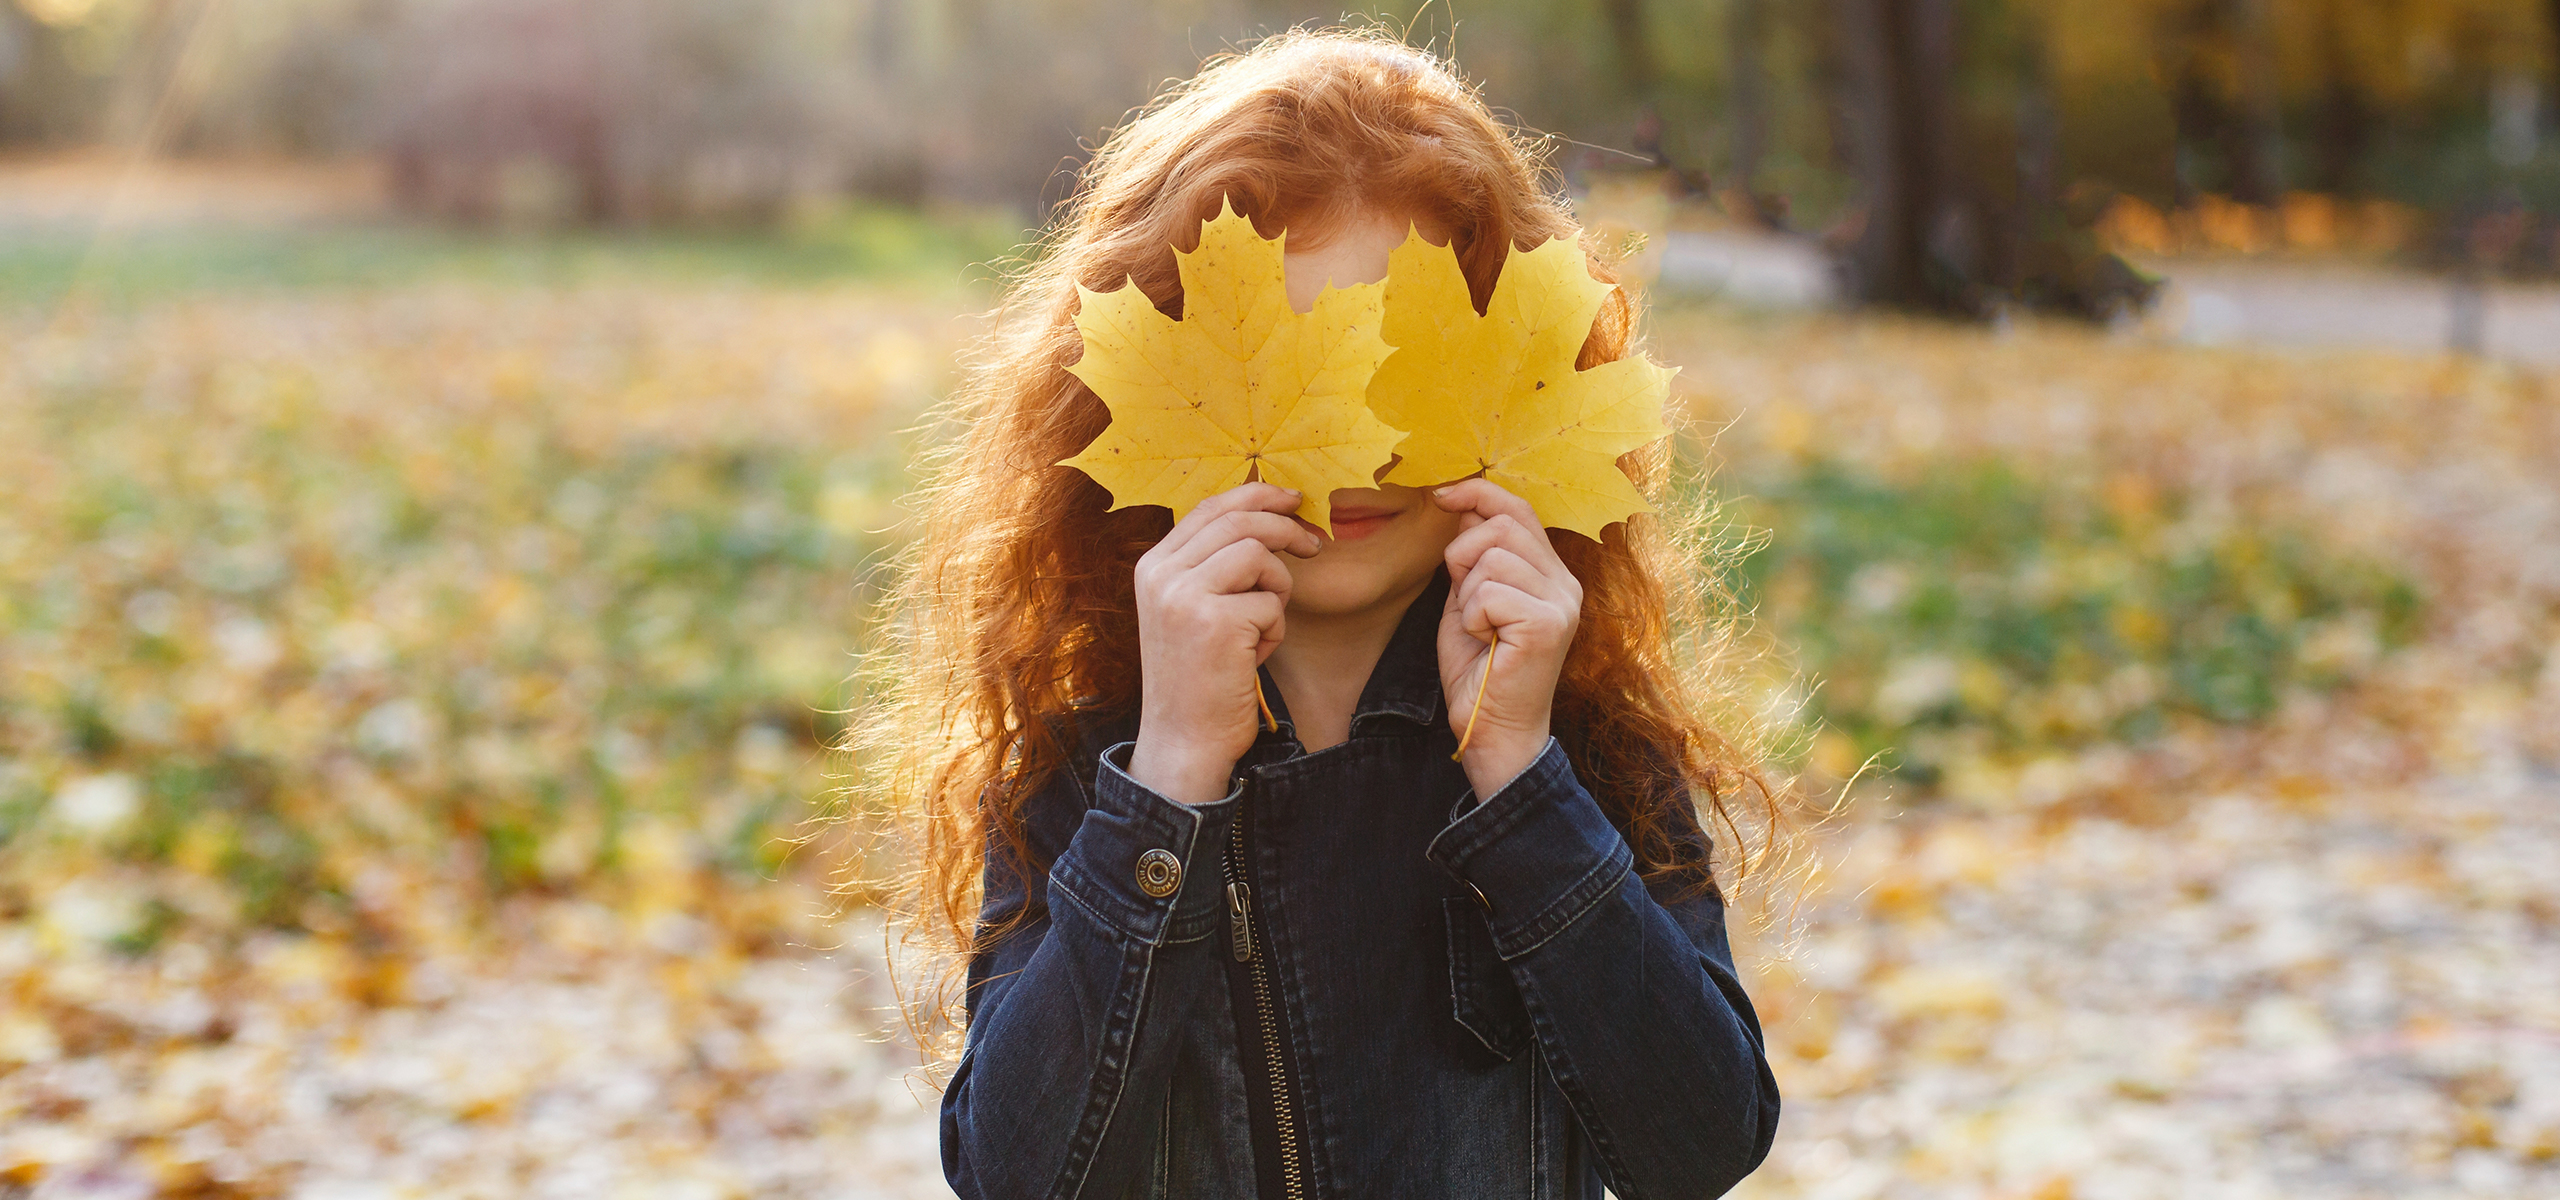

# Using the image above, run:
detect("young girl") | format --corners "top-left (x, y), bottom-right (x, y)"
top-left (862, 28), bottom-right (1781, 1200)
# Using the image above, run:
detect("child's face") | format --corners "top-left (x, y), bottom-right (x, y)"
top-left (1278, 208), bottom-right (1467, 619)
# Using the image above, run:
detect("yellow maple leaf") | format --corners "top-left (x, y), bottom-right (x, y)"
top-left (1058, 197), bottom-right (1405, 534)
top-left (1368, 228), bottom-right (1675, 539)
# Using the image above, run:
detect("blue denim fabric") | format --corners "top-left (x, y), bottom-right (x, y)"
top-left (941, 571), bottom-right (1779, 1199)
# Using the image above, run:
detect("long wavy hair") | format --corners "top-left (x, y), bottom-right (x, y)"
top-left (848, 27), bottom-right (1782, 1068)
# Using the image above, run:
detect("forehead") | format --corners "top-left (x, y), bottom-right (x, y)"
top-left (1276, 210), bottom-right (1410, 312)
top-left (1281, 203), bottom-right (1452, 252)
top-left (1271, 205), bottom-right (1462, 313)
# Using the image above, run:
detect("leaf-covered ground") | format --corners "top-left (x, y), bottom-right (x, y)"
top-left (2, 287), bottom-right (958, 1195)
top-left (3, 285), bottom-right (2555, 1197)
top-left (1675, 311), bottom-right (2560, 1200)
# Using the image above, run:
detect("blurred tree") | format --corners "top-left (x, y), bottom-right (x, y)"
top-left (1727, 0), bottom-right (1771, 218)
top-left (0, 0), bottom-right (106, 143)
top-left (0, 4), bottom-right (52, 140)
top-left (1833, 0), bottom-right (1961, 310)
top-left (2229, 0), bottom-right (2285, 204)
top-left (1832, 0), bottom-right (2153, 317)
top-left (377, 0), bottom-right (620, 224)
top-left (2156, 0), bottom-right (2281, 204)
top-left (1600, 0), bottom-right (1696, 190)
top-left (1599, 0), bottom-right (1656, 104)
top-left (2308, 0), bottom-right (2373, 196)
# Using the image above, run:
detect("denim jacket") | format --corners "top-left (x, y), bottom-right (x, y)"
top-left (941, 570), bottom-right (1780, 1199)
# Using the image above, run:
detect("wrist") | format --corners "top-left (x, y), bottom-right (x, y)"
top-left (1459, 724), bottom-right (1550, 800)
top-left (1129, 728), bottom-right (1234, 806)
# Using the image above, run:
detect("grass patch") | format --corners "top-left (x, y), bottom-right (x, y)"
top-left (1724, 457), bottom-right (2423, 788)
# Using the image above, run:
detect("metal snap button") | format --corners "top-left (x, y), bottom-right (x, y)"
top-left (1135, 848), bottom-right (1182, 898)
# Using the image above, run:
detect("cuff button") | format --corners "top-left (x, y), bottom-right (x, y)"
top-left (1135, 848), bottom-right (1182, 898)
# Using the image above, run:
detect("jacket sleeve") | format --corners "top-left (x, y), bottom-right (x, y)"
top-left (1423, 736), bottom-right (1781, 1199)
top-left (940, 739), bottom-right (1243, 1200)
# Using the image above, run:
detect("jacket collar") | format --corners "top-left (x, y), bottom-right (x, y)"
top-left (1252, 567), bottom-right (1448, 745)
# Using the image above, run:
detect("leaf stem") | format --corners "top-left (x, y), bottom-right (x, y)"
top-left (1451, 639), bottom-right (1497, 761)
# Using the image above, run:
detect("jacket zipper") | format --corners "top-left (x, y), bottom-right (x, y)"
top-left (1223, 784), bottom-right (1307, 1200)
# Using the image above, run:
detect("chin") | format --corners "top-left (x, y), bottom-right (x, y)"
top-left (1285, 564), bottom-right (1390, 615)
top-left (1285, 549), bottom-right (1436, 616)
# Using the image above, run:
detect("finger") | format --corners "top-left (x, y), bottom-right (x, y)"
top-left (1193, 537), bottom-right (1296, 601)
top-left (1441, 609), bottom-right (1495, 660)
top-left (1440, 513), bottom-right (1513, 571)
top-left (1243, 592), bottom-right (1286, 660)
top-left (1441, 489), bottom-right (1562, 566)
top-left (1458, 578), bottom-right (1545, 641)
top-left (1431, 477), bottom-right (1541, 531)
top-left (1443, 512), bottom-right (1563, 582)
top-left (1155, 481), bottom-right (1304, 562)
top-left (1164, 509), bottom-right (1321, 570)
top-left (1440, 560), bottom-right (1474, 634)
top-left (1452, 546), bottom-right (1553, 613)
top-left (1443, 550), bottom-right (1483, 629)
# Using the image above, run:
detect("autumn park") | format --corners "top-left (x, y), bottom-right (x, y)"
top-left (3, 1), bottom-right (2558, 1197)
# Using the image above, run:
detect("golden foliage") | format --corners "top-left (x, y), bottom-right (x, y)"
top-left (1059, 198), bottom-right (1403, 534)
top-left (1370, 229), bottom-right (1673, 538)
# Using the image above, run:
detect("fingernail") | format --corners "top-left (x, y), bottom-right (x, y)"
top-left (1433, 487), bottom-right (1451, 497)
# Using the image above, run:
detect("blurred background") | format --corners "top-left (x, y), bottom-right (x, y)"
top-left (1, 2), bottom-right (2556, 1198)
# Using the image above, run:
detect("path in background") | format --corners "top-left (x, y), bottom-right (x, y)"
top-left (1655, 229), bottom-right (2560, 367)
top-left (2154, 259), bottom-right (2560, 367)
top-left (0, 153), bottom-right (388, 229)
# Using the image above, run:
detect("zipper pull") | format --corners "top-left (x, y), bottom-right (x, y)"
top-left (1227, 880), bottom-right (1255, 962)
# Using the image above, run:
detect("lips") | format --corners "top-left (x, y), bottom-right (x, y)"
top-left (1324, 505), bottom-right (1400, 541)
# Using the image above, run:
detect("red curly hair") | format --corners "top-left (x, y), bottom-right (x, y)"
top-left (849, 27), bottom-right (1779, 1065)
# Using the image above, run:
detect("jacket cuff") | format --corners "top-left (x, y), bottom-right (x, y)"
top-left (1045, 740), bottom-right (1241, 947)
top-left (1424, 736), bottom-right (1635, 961)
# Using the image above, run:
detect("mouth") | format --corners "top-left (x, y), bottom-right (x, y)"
top-left (1321, 504), bottom-right (1401, 542)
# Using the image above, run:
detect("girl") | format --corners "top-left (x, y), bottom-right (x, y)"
top-left (861, 28), bottom-right (1782, 1200)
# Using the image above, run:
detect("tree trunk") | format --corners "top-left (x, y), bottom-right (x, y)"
top-left (2310, 1), bottom-right (2370, 195)
top-left (2226, 0), bottom-right (2285, 203)
top-left (2550, 0), bottom-right (2560, 81)
top-left (2163, 25), bottom-right (2215, 205)
top-left (1598, 0), bottom-right (1658, 103)
top-left (2006, 14), bottom-right (2062, 295)
top-left (1729, 0), bottom-right (1770, 214)
top-left (1834, 0), bottom-right (1965, 311)
top-left (2547, 0), bottom-right (2560, 133)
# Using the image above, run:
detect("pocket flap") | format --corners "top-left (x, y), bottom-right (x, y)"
top-left (1444, 895), bottom-right (1532, 1061)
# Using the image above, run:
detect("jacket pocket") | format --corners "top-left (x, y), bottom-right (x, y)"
top-left (1444, 895), bottom-right (1532, 1061)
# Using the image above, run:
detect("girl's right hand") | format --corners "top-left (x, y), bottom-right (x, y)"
top-left (1127, 482), bottom-right (1319, 805)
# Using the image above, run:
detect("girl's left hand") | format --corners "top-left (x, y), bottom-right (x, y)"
top-left (1431, 479), bottom-right (1582, 799)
